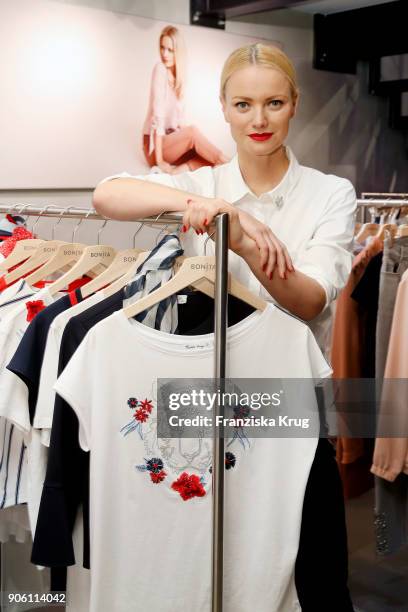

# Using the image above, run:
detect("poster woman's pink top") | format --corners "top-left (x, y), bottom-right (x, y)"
top-left (371, 268), bottom-right (408, 482)
top-left (143, 62), bottom-right (185, 156)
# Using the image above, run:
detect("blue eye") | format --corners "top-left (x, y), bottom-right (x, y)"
top-left (269, 100), bottom-right (283, 107)
top-left (235, 102), bottom-right (248, 109)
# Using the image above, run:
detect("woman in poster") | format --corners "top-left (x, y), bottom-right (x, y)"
top-left (142, 25), bottom-right (229, 174)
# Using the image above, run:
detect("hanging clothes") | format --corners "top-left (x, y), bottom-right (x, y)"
top-left (371, 267), bottom-right (408, 556)
top-left (53, 302), bottom-right (331, 612)
top-left (375, 234), bottom-right (408, 379)
top-left (0, 286), bottom-right (66, 510)
top-left (331, 237), bottom-right (382, 498)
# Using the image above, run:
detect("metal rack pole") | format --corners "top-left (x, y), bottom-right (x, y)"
top-left (356, 198), bottom-right (408, 223)
top-left (212, 213), bottom-right (228, 612)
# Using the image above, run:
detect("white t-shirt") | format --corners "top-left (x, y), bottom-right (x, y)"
top-left (0, 290), bottom-right (103, 534)
top-left (100, 146), bottom-right (357, 357)
top-left (55, 302), bottom-right (331, 612)
top-left (0, 288), bottom-right (62, 510)
top-left (34, 291), bottom-right (105, 435)
top-left (0, 280), bottom-right (37, 324)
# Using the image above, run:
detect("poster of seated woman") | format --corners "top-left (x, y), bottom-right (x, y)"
top-left (142, 25), bottom-right (229, 174)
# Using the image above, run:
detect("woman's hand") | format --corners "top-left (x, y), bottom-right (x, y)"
top-left (237, 210), bottom-right (294, 279)
top-left (181, 197), bottom-right (251, 256)
top-left (157, 160), bottom-right (175, 173)
top-left (181, 198), bottom-right (293, 280)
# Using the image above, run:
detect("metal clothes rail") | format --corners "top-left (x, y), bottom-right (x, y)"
top-left (0, 203), bottom-right (228, 612)
top-left (356, 197), bottom-right (408, 223)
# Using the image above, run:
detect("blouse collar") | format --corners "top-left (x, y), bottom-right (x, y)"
top-left (216, 146), bottom-right (302, 209)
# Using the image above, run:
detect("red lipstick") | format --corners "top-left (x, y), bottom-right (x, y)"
top-left (249, 133), bottom-right (273, 141)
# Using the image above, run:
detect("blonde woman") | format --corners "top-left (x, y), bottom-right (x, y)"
top-left (95, 43), bottom-right (356, 611)
top-left (142, 25), bottom-right (229, 173)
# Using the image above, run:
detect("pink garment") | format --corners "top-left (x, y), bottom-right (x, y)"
top-left (371, 268), bottom-right (408, 482)
top-left (0, 227), bottom-right (34, 258)
top-left (142, 62), bottom-right (185, 156)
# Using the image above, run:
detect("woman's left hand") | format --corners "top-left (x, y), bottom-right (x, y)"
top-left (181, 197), bottom-right (251, 255)
top-left (237, 210), bottom-right (294, 278)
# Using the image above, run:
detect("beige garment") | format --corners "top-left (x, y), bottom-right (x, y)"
top-left (371, 268), bottom-right (408, 482)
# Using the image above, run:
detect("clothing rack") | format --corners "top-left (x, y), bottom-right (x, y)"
top-left (0, 203), bottom-right (228, 612)
top-left (357, 197), bottom-right (408, 223)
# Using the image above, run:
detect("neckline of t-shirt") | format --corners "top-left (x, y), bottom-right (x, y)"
top-left (115, 302), bottom-right (274, 357)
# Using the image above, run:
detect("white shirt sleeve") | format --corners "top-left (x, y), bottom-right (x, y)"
top-left (0, 324), bottom-right (31, 434)
top-left (96, 165), bottom-right (214, 198)
top-left (294, 178), bottom-right (356, 308)
top-left (53, 330), bottom-right (96, 453)
top-left (34, 324), bottom-right (60, 431)
top-left (306, 327), bottom-right (333, 379)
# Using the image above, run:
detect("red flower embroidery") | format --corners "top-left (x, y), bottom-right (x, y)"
top-left (171, 472), bottom-right (206, 501)
top-left (150, 470), bottom-right (167, 484)
top-left (140, 399), bottom-right (153, 414)
top-left (26, 300), bottom-right (46, 322)
top-left (134, 408), bottom-right (148, 423)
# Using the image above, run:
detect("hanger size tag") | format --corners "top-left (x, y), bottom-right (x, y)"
top-left (177, 294), bottom-right (187, 304)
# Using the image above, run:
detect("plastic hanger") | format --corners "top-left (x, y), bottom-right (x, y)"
top-left (123, 253), bottom-right (267, 319)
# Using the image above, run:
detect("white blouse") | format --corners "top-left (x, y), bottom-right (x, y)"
top-left (100, 146), bottom-right (357, 358)
top-left (142, 62), bottom-right (185, 156)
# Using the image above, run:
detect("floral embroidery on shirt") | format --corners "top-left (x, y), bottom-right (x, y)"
top-left (209, 451), bottom-right (237, 474)
top-left (26, 300), bottom-right (46, 322)
top-left (227, 404), bottom-right (251, 450)
top-left (136, 457), bottom-right (167, 484)
top-left (122, 388), bottom-right (246, 501)
top-left (171, 472), bottom-right (206, 501)
top-left (120, 397), bottom-right (154, 439)
top-left (140, 399), bottom-right (153, 413)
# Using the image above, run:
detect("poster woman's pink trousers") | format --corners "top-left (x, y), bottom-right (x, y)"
top-left (143, 125), bottom-right (224, 170)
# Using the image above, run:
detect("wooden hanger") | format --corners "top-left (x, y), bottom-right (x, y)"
top-left (46, 244), bottom-right (117, 296)
top-left (171, 256), bottom-right (215, 298)
top-left (101, 251), bottom-right (150, 298)
top-left (102, 253), bottom-right (216, 301)
top-left (396, 224), bottom-right (408, 238)
top-left (0, 239), bottom-right (45, 273)
top-left (24, 243), bottom-right (86, 287)
top-left (123, 255), bottom-right (267, 319)
top-left (375, 223), bottom-right (397, 241)
top-left (81, 248), bottom-right (142, 298)
top-left (355, 223), bottom-right (379, 244)
top-left (3, 240), bottom-right (67, 286)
